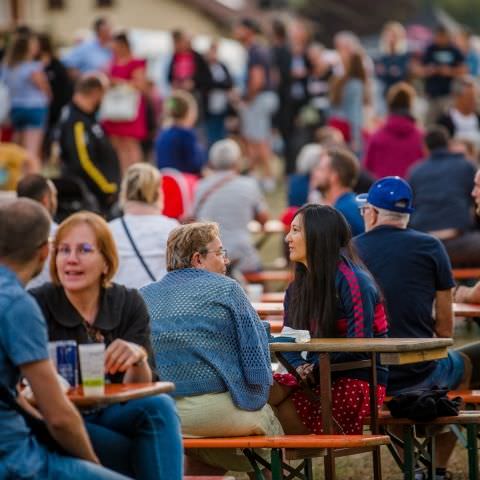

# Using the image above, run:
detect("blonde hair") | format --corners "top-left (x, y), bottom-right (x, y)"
top-left (166, 222), bottom-right (219, 271)
top-left (50, 211), bottom-right (119, 287)
top-left (120, 163), bottom-right (162, 208)
top-left (380, 22), bottom-right (407, 54)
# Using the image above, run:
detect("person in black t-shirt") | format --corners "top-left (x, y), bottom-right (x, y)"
top-left (38, 33), bottom-right (74, 158)
top-left (418, 25), bottom-right (466, 126)
top-left (354, 176), bottom-right (473, 479)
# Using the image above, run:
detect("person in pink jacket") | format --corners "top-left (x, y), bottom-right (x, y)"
top-left (364, 82), bottom-right (424, 178)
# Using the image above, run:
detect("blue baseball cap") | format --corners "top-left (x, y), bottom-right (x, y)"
top-left (356, 176), bottom-right (414, 214)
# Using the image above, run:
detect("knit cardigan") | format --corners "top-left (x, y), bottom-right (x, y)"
top-left (140, 268), bottom-right (272, 411)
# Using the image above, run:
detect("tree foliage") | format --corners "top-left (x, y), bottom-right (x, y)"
top-left (436, 0), bottom-right (480, 31)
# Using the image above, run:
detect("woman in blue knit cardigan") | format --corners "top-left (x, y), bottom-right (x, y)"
top-left (140, 222), bottom-right (282, 477)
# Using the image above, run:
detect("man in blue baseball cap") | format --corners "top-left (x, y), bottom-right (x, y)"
top-left (354, 176), bottom-right (474, 480)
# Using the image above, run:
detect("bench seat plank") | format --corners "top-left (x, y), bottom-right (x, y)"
top-left (183, 434), bottom-right (390, 449)
top-left (375, 410), bottom-right (480, 425)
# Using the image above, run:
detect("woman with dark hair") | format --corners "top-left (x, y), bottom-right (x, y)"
top-left (329, 52), bottom-right (368, 154)
top-left (102, 31), bottom-right (148, 172)
top-left (269, 204), bottom-right (388, 435)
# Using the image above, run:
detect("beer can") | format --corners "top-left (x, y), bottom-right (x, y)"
top-left (50, 340), bottom-right (78, 387)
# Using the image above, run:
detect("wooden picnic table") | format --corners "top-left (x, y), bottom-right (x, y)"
top-left (68, 382), bottom-right (175, 408)
top-left (269, 337), bottom-right (453, 480)
top-left (453, 302), bottom-right (480, 317)
top-left (252, 302), bottom-right (284, 318)
top-left (261, 292), bottom-right (285, 303)
top-left (248, 219), bottom-right (285, 235)
top-left (256, 301), bottom-right (480, 319)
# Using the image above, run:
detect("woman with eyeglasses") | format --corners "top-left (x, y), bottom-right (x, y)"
top-left (29, 211), bottom-right (183, 480)
top-left (140, 222), bottom-right (283, 478)
top-left (268, 204), bottom-right (388, 435)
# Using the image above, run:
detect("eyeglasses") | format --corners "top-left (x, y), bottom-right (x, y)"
top-left (202, 248), bottom-right (228, 258)
top-left (56, 242), bottom-right (97, 257)
top-left (359, 206), bottom-right (378, 217)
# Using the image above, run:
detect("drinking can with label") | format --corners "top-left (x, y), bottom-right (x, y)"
top-left (49, 340), bottom-right (78, 387)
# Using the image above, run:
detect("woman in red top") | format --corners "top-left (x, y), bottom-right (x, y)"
top-left (269, 204), bottom-right (388, 435)
top-left (103, 32), bottom-right (148, 173)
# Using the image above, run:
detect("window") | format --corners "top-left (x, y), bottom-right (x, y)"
top-left (95, 0), bottom-right (114, 7)
top-left (47, 0), bottom-right (65, 9)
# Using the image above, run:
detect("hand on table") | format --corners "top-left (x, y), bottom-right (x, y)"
top-left (105, 339), bottom-right (147, 375)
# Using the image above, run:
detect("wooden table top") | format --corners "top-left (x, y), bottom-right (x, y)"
top-left (270, 338), bottom-right (452, 366)
top-left (269, 337), bottom-right (453, 353)
top-left (248, 219), bottom-right (285, 234)
top-left (68, 382), bottom-right (175, 408)
top-left (261, 292), bottom-right (285, 303)
top-left (453, 302), bottom-right (480, 317)
top-left (253, 302), bottom-right (284, 317)
top-left (256, 301), bottom-right (480, 318)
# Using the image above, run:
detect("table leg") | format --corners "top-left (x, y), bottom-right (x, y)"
top-left (319, 353), bottom-right (333, 433)
top-left (270, 448), bottom-right (283, 480)
top-left (304, 458), bottom-right (313, 480)
top-left (369, 353), bottom-right (382, 480)
top-left (466, 424), bottom-right (478, 480)
top-left (403, 425), bottom-right (415, 480)
top-left (427, 435), bottom-right (436, 480)
top-left (319, 353), bottom-right (336, 480)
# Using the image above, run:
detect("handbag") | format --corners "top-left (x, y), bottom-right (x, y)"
top-left (387, 386), bottom-right (463, 422)
top-left (120, 216), bottom-right (156, 282)
top-left (0, 383), bottom-right (67, 454)
top-left (99, 84), bottom-right (140, 122)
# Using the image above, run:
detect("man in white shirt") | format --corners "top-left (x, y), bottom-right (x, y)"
top-left (438, 75), bottom-right (480, 147)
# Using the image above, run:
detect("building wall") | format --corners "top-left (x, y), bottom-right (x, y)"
top-left (22, 0), bottom-right (222, 44)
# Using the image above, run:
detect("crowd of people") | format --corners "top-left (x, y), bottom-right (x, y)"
top-left (2, 12), bottom-right (480, 480)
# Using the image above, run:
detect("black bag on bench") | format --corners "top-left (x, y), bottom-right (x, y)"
top-left (387, 386), bottom-right (463, 422)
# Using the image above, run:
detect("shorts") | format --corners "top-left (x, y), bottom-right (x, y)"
top-left (390, 351), bottom-right (465, 395)
top-left (10, 106), bottom-right (48, 130)
top-left (240, 91), bottom-right (278, 142)
top-left (176, 391), bottom-right (283, 472)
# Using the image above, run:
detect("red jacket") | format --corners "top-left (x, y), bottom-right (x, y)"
top-left (364, 114), bottom-right (424, 179)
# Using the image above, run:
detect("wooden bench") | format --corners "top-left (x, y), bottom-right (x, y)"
top-left (385, 390), bottom-right (480, 405)
top-left (184, 477), bottom-right (234, 479)
top-left (452, 268), bottom-right (480, 280)
top-left (183, 434), bottom-right (391, 480)
top-left (268, 319), bottom-right (283, 333)
top-left (371, 410), bottom-right (480, 480)
top-left (262, 292), bottom-right (285, 303)
top-left (244, 270), bottom-right (293, 286)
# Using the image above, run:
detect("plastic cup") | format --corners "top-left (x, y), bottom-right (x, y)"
top-left (245, 283), bottom-right (264, 303)
top-left (78, 344), bottom-right (105, 396)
